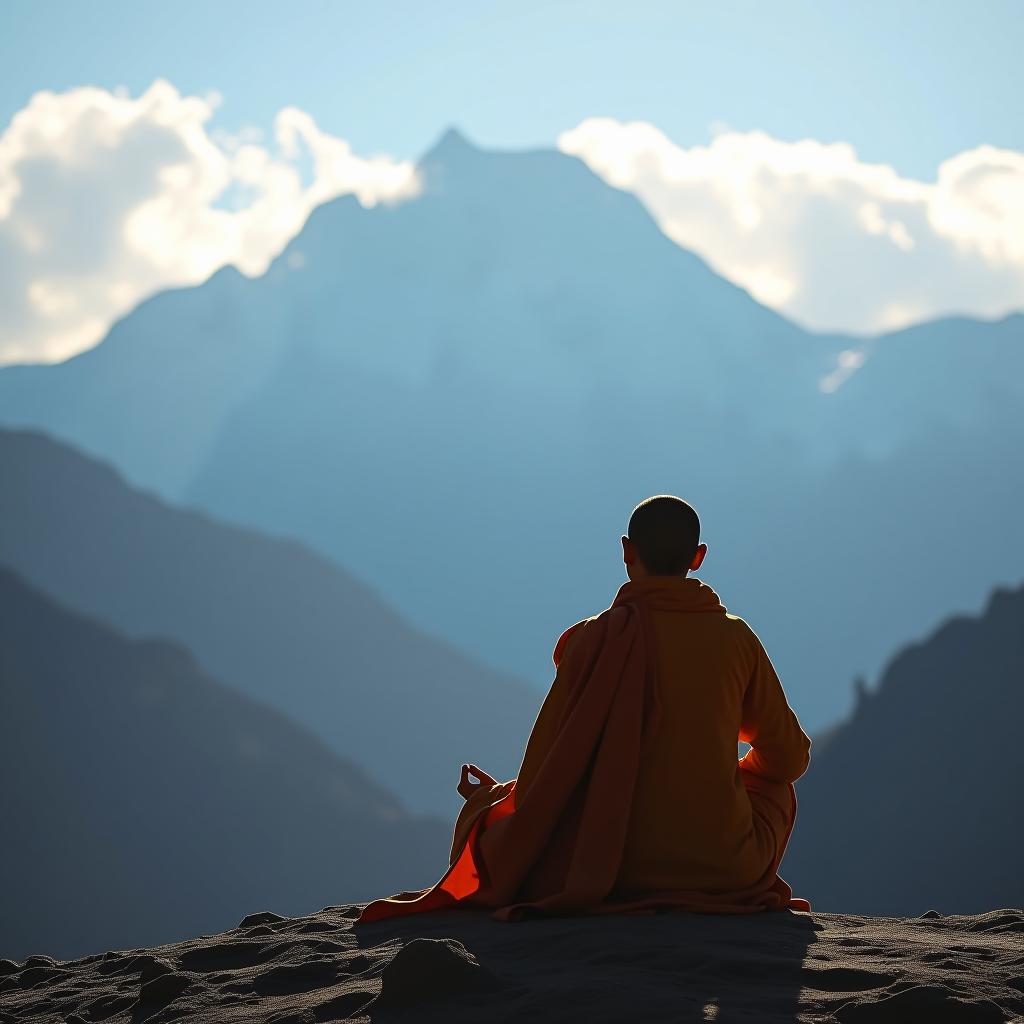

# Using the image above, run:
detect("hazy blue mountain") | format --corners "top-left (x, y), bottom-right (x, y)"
top-left (0, 429), bottom-right (538, 815)
top-left (0, 567), bottom-right (448, 961)
top-left (0, 265), bottom-right (288, 497)
top-left (0, 129), bottom-right (828, 494)
top-left (821, 312), bottom-right (1024, 456)
top-left (785, 582), bottom-right (1024, 915)
top-left (1, 128), bottom-right (1021, 731)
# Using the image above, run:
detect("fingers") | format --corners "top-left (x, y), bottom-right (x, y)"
top-left (457, 764), bottom-right (478, 800)
top-left (458, 763), bottom-right (497, 801)
top-left (470, 765), bottom-right (497, 786)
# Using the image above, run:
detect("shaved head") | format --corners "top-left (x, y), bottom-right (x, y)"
top-left (627, 495), bottom-right (701, 576)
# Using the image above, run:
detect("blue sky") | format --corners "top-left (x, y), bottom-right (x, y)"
top-left (4, 0), bottom-right (1022, 178)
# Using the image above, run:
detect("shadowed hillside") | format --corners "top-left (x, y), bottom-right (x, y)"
top-left (0, 430), bottom-right (538, 816)
top-left (0, 569), bottom-right (449, 961)
top-left (786, 583), bottom-right (1024, 915)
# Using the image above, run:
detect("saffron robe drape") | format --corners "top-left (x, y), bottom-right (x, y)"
top-left (358, 578), bottom-right (810, 923)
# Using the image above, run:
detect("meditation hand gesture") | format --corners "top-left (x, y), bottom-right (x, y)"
top-left (458, 763), bottom-right (497, 800)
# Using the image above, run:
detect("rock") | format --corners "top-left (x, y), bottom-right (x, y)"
top-left (79, 992), bottom-right (135, 1020)
top-left (374, 938), bottom-right (498, 1008)
top-left (137, 971), bottom-right (191, 1006)
top-left (835, 984), bottom-right (1006, 1023)
top-left (252, 959), bottom-right (339, 995)
top-left (311, 990), bottom-right (377, 1019)
top-left (237, 911), bottom-right (286, 928)
top-left (137, 957), bottom-right (174, 983)
top-left (968, 910), bottom-right (1024, 933)
top-left (20, 956), bottom-right (54, 969)
top-left (96, 954), bottom-right (135, 976)
top-left (1, 908), bottom-right (1020, 1024)
top-left (17, 966), bottom-right (64, 988)
top-left (265, 1010), bottom-right (314, 1024)
top-left (325, 905), bottom-right (362, 920)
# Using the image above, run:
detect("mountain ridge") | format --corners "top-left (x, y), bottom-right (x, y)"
top-left (0, 428), bottom-right (539, 815)
top-left (786, 580), bottom-right (1024, 915)
top-left (0, 566), bottom-right (448, 960)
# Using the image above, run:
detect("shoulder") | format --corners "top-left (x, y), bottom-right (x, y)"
top-left (723, 613), bottom-right (767, 655)
top-left (552, 614), bottom-right (602, 667)
top-left (725, 612), bottom-right (754, 635)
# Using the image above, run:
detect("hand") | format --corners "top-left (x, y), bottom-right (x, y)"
top-left (458, 763), bottom-right (497, 800)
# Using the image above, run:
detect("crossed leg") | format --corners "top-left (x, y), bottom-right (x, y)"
top-left (740, 766), bottom-right (800, 888)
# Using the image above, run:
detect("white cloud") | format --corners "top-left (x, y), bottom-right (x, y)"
top-left (0, 80), bottom-right (419, 364)
top-left (4, 92), bottom-right (1022, 364)
top-left (558, 119), bottom-right (1024, 335)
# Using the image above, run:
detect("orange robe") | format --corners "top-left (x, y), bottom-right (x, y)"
top-left (358, 576), bottom-right (811, 923)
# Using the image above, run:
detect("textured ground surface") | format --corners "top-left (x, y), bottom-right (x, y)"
top-left (2, 905), bottom-right (1023, 1023)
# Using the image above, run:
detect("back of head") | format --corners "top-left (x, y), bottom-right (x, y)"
top-left (627, 495), bottom-right (701, 576)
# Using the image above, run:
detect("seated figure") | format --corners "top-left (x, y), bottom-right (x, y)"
top-left (359, 495), bottom-right (812, 922)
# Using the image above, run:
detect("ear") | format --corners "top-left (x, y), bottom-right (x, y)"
top-left (621, 535), bottom-right (636, 565)
top-left (690, 543), bottom-right (708, 571)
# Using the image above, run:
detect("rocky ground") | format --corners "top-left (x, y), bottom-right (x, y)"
top-left (2, 905), bottom-right (1022, 1022)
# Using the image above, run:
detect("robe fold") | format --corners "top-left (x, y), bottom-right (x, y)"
top-left (358, 577), bottom-right (810, 924)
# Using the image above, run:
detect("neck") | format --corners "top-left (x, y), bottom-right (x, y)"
top-left (629, 569), bottom-right (689, 582)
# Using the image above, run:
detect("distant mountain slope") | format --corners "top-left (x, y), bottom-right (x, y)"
top-left (785, 583), bottom-right (1024, 915)
top-left (0, 430), bottom-right (538, 815)
top-left (0, 129), bottom-right (826, 497)
top-left (821, 312), bottom-right (1024, 457)
top-left (0, 264), bottom-right (286, 497)
top-left (1, 128), bottom-right (1021, 732)
top-left (0, 568), bottom-right (448, 961)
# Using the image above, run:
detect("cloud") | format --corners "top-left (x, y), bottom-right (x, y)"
top-left (558, 119), bottom-right (1024, 335)
top-left (0, 81), bottom-right (419, 364)
top-left (4, 91), bottom-right (1022, 364)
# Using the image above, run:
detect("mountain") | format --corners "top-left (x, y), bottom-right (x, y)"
top-left (0, 129), bottom-right (826, 498)
top-left (785, 582), bottom-right (1024, 915)
top-left (0, 430), bottom-right (538, 815)
top-left (1, 128), bottom-right (1022, 731)
top-left (0, 264), bottom-right (287, 497)
top-left (820, 313), bottom-right (1024, 457)
top-left (0, 568), bottom-right (448, 961)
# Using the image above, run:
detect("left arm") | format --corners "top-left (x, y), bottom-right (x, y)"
top-left (516, 622), bottom-right (587, 797)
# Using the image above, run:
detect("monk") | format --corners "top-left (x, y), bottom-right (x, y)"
top-left (358, 495), bottom-right (812, 923)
